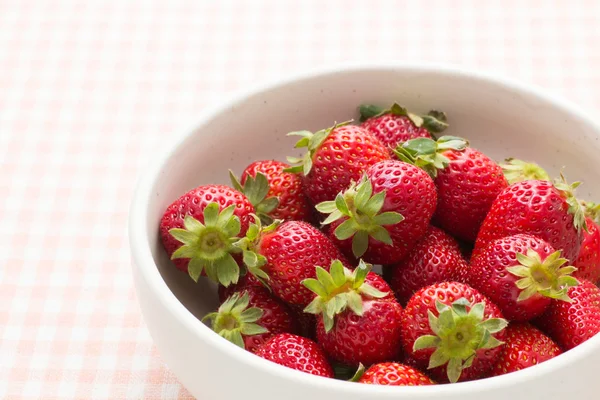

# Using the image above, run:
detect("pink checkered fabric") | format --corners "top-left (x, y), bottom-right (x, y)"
top-left (1, 0), bottom-right (599, 398)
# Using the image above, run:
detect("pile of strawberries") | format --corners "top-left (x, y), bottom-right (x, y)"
top-left (159, 103), bottom-right (600, 385)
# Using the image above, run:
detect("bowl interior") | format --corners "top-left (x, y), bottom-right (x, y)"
top-left (146, 66), bottom-right (600, 332)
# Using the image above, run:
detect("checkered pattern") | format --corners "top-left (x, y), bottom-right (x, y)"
top-left (1, 0), bottom-right (599, 398)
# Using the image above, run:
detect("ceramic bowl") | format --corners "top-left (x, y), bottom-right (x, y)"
top-left (129, 64), bottom-right (600, 399)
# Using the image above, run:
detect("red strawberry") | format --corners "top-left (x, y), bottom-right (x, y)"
top-left (230, 160), bottom-right (311, 223)
top-left (236, 219), bottom-right (351, 307)
top-left (286, 122), bottom-right (389, 205)
top-left (573, 202), bottom-right (600, 283)
top-left (304, 260), bottom-right (403, 366)
top-left (317, 160), bottom-right (436, 265)
top-left (256, 333), bottom-right (333, 378)
top-left (358, 362), bottom-right (435, 386)
top-left (474, 177), bottom-right (587, 262)
top-left (401, 282), bottom-right (508, 383)
top-left (359, 103), bottom-right (448, 152)
top-left (159, 185), bottom-right (254, 286)
top-left (204, 288), bottom-right (297, 353)
top-left (390, 226), bottom-right (469, 304)
top-left (491, 323), bottom-right (561, 377)
top-left (469, 234), bottom-right (578, 321)
top-left (534, 279), bottom-right (600, 350)
top-left (395, 136), bottom-right (508, 242)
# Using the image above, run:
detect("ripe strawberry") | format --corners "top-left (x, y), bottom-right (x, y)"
top-left (304, 260), bottom-right (403, 366)
top-left (573, 202), bottom-right (600, 283)
top-left (534, 279), bottom-right (600, 350)
top-left (235, 219), bottom-right (351, 307)
top-left (474, 177), bottom-right (587, 262)
top-left (359, 103), bottom-right (448, 152)
top-left (230, 160), bottom-right (311, 224)
top-left (358, 362), bottom-right (435, 386)
top-left (218, 272), bottom-right (263, 303)
top-left (500, 158), bottom-right (550, 184)
top-left (469, 234), bottom-right (578, 321)
top-left (256, 333), bottom-right (333, 378)
top-left (159, 185), bottom-right (254, 286)
top-left (401, 282), bottom-right (507, 383)
top-left (286, 122), bottom-right (389, 204)
top-left (204, 288), bottom-right (297, 353)
top-left (317, 160), bottom-right (436, 265)
top-left (395, 136), bottom-right (508, 242)
top-left (389, 226), bottom-right (469, 304)
top-left (491, 323), bottom-right (561, 377)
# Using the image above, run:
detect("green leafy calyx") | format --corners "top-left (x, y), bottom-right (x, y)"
top-left (393, 136), bottom-right (468, 178)
top-left (315, 176), bottom-right (404, 258)
top-left (203, 292), bottom-right (268, 349)
top-left (506, 249), bottom-right (579, 302)
top-left (169, 203), bottom-right (243, 286)
top-left (233, 215), bottom-right (280, 285)
top-left (284, 120), bottom-right (352, 176)
top-left (413, 298), bottom-right (508, 383)
top-left (358, 103), bottom-right (449, 133)
top-left (501, 158), bottom-right (550, 184)
top-left (302, 260), bottom-right (388, 333)
top-left (583, 201), bottom-right (600, 225)
top-left (229, 170), bottom-right (279, 225)
top-left (553, 173), bottom-right (588, 234)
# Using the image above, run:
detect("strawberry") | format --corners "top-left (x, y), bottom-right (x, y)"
top-left (389, 226), bottom-right (469, 304)
top-left (204, 288), bottom-right (297, 353)
top-left (469, 234), bottom-right (578, 321)
top-left (394, 136), bottom-right (508, 242)
top-left (358, 362), bottom-right (435, 386)
top-left (229, 160), bottom-right (311, 224)
top-left (304, 260), bottom-right (403, 366)
top-left (235, 219), bottom-right (351, 307)
top-left (534, 279), bottom-right (600, 350)
top-left (401, 282), bottom-right (508, 383)
top-left (359, 103), bottom-right (448, 152)
top-left (317, 160), bottom-right (436, 265)
top-left (255, 333), bottom-right (333, 378)
top-left (159, 185), bottom-right (254, 286)
top-left (501, 158), bottom-right (550, 184)
top-left (573, 202), bottom-right (600, 283)
top-left (286, 122), bottom-right (389, 205)
top-left (474, 177), bottom-right (587, 262)
top-left (491, 323), bottom-right (561, 377)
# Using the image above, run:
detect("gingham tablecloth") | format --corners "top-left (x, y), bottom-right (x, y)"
top-left (1, 1), bottom-right (599, 398)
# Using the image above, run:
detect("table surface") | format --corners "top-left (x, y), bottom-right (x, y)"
top-left (1, 0), bottom-right (600, 398)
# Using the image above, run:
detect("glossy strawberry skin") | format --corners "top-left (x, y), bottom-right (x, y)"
top-left (241, 160), bottom-right (312, 222)
top-left (359, 362), bottom-right (435, 386)
top-left (329, 160), bottom-right (437, 265)
top-left (491, 323), bottom-right (561, 377)
top-left (475, 180), bottom-right (582, 262)
top-left (469, 234), bottom-right (556, 321)
top-left (304, 125), bottom-right (389, 205)
top-left (237, 287), bottom-right (298, 353)
top-left (534, 280), bottom-right (600, 350)
top-left (256, 333), bottom-right (334, 378)
top-left (401, 282), bottom-right (506, 383)
top-left (316, 272), bottom-right (403, 366)
top-left (259, 221), bottom-right (351, 307)
top-left (390, 226), bottom-right (469, 304)
top-left (433, 147), bottom-right (508, 243)
top-left (573, 217), bottom-right (600, 283)
top-left (159, 185), bottom-right (254, 272)
top-left (361, 114), bottom-right (432, 154)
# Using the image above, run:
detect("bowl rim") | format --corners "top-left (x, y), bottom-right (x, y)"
top-left (129, 62), bottom-right (600, 395)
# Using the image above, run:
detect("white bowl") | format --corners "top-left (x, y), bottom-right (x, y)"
top-left (129, 64), bottom-right (600, 399)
